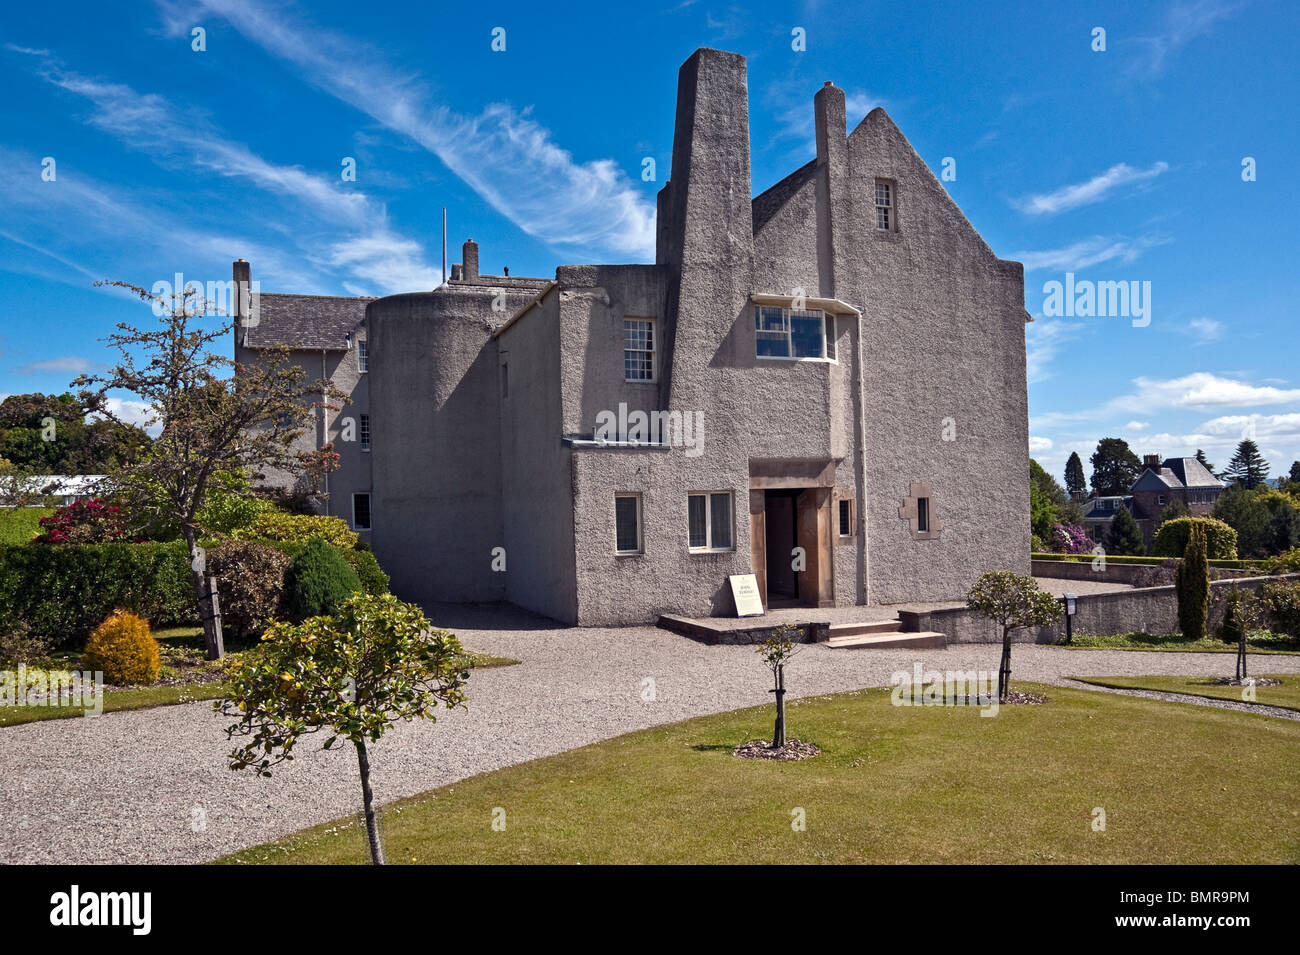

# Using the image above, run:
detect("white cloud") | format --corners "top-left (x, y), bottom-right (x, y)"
top-left (1185, 317), bottom-right (1223, 344)
top-left (1130, 0), bottom-right (1240, 78)
top-left (1125, 421), bottom-right (1149, 430)
top-left (1014, 233), bottom-right (1169, 272)
top-left (1028, 436), bottom-right (1053, 452)
top-left (1013, 162), bottom-right (1168, 215)
top-left (1025, 318), bottom-right (1084, 383)
top-left (14, 356), bottom-right (98, 375)
top-left (1129, 373), bottom-right (1300, 410)
top-left (93, 397), bottom-right (160, 436)
top-left (156, 0), bottom-right (655, 258)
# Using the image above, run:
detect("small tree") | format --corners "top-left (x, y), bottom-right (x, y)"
top-left (756, 625), bottom-right (801, 747)
top-left (219, 593), bottom-right (469, 865)
top-left (75, 282), bottom-right (342, 659)
top-left (1175, 523), bottom-right (1210, 642)
top-left (1064, 451), bottom-right (1087, 501)
top-left (1105, 504), bottom-right (1145, 556)
top-left (966, 571), bottom-right (1062, 702)
top-left (1218, 588), bottom-right (1249, 681)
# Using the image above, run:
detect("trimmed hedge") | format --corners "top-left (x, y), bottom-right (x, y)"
top-left (1032, 553), bottom-right (1267, 570)
top-left (286, 538), bottom-right (361, 621)
top-left (0, 508), bottom-right (53, 545)
top-left (0, 542), bottom-right (196, 650)
top-left (1151, 517), bottom-right (1238, 560)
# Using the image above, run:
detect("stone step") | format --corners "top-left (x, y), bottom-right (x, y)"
top-left (827, 619), bottom-right (904, 638)
top-left (825, 630), bottom-right (947, 650)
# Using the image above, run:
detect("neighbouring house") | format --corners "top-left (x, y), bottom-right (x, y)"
top-left (237, 47), bottom-right (1033, 625)
top-left (0, 474), bottom-right (107, 507)
top-left (1083, 453), bottom-right (1226, 548)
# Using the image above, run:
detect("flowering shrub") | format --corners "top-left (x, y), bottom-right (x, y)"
top-left (1051, 523), bottom-right (1092, 555)
top-left (33, 498), bottom-right (137, 545)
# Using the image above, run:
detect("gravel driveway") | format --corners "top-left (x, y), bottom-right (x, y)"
top-left (3, 601), bottom-right (1297, 864)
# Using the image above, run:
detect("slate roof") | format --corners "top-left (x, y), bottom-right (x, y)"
top-left (1161, 456), bottom-right (1223, 488)
top-left (243, 293), bottom-right (372, 351)
top-left (1132, 468), bottom-right (1183, 491)
top-left (1083, 495), bottom-right (1132, 518)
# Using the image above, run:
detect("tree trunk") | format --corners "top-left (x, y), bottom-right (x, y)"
top-left (1237, 632), bottom-right (1248, 681)
top-left (771, 664), bottom-right (786, 748)
top-left (998, 628), bottom-right (1013, 703)
top-left (355, 738), bottom-right (385, 865)
top-left (182, 524), bottom-right (223, 660)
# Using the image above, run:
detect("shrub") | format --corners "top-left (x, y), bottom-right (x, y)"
top-left (1050, 523), bottom-right (1092, 555)
top-left (0, 542), bottom-right (195, 649)
top-left (347, 547), bottom-right (390, 595)
top-left (1255, 580), bottom-right (1300, 638)
top-left (1263, 548), bottom-right (1300, 575)
top-left (82, 609), bottom-right (161, 684)
top-left (1218, 588), bottom-right (1248, 645)
top-left (1104, 504), bottom-right (1145, 556)
top-left (1131, 559), bottom-right (1179, 588)
top-left (1153, 517), bottom-right (1238, 560)
top-left (0, 620), bottom-right (50, 667)
top-left (207, 540), bottom-right (291, 639)
top-left (1175, 524), bottom-right (1210, 641)
top-left (32, 498), bottom-right (134, 544)
top-left (286, 537), bottom-right (362, 621)
top-left (235, 510), bottom-right (359, 551)
top-left (0, 507), bottom-right (53, 545)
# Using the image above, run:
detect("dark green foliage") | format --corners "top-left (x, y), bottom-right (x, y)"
top-left (0, 392), bottom-right (149, 473)
top-left (1064, 452), bottom-right (1086, 500)
top-left (1254, 581), bottom-right (1300, 638)
top-left (0, 507), bottom-right (52, 545)
top-left (1029, 459), bottom-right (1067, 541)
top-left (1175, 525), bottom-right (1210, 642)
top-left (1290, 461), bottom-right (1300, 485)
top-left (1151, 516), bottom-right (1238, 560)
top-left (286, 537), bottom-right (362, 622)
top-left (1224, 439), bottom-right (1269, 490)
top-left (1104, 504), bottom-right (1145, 556)
top-left (1160, 497), bottom-right (1190, 523)
top-left (207, 540), bottom-right (292, 639)
top-left (1195, 449), bottom-right (1215, 473)
top-left (1218, 588), bottom-right (1247, 645)
top-left (1090, 437), bottom-right (1142, 497)
top-left (347, 547), bottom-right (390, 595)
top-left (0, 542), bottom-right (195, 649)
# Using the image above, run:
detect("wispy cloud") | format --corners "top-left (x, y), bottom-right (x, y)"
top-left (1013, 162), bottom-right (1169, 215)
top-left (1129, 0), bottom-right (1241, 78)
top-left (156, 0), bottom-right (655, 258)
top-left (14, 356), bottom-right (100, 375)
top-left (1013, 233), bottom-right (1170, 272)
top-left (1185, 317), bottom-right (1223, 344)
top-left (763, 74), bottom-right (888, 161)
top-left (1025, 317), bottom-right (1084, 383)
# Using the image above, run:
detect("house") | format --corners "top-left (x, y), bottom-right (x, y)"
top-left (0, 474), bottom-right (107, 507)
top-left (238, 47), bottom-right (1033, 625)
top-left (1084, 454), bottom-right (1226, 547)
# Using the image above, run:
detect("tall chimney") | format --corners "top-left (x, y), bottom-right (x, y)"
top-left (813, 80), bottom-right (848, 297)
top-left (462, 239), bottom-right (479, 281)
top-left (1143, 453), bottom-right (1161, 469)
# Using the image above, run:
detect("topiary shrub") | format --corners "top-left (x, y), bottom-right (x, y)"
top-left (1153, 517), bottom-right (1238, 560)
top-left (1175, 524), bottom-right (1210, 641)
top-left (207, 540), bottom-right (291, 639)
top-left (286, 537), bottom-right (362, 622)
top-left (82, 609), bottom-right (161, 684)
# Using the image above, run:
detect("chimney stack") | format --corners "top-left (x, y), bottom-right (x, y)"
top-left (462, 239), bottom-right (479, 281)
top-left (232, 259), bottom-right (250, 323)
top-left (1143, 453), bottom-right (1161, 469)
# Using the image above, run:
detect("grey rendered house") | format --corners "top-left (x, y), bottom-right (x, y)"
top-left (240, 47), bottom-right (1033, 626)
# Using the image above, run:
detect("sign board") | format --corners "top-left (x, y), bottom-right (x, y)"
top-left (729, 574), bottom-right (765, 618)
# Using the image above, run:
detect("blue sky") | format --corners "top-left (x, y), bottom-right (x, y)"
top-left (1, 0), bottom-right (1297, 484)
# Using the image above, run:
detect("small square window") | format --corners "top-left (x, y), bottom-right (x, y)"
top-left (358, 339), bottom-right (368, 373)
top-left (688, 492), bottom-right (733, 552)
top-left (615, 494), bottom-right (642, 554)
top-left (352, 493), bottom-right (371, 530)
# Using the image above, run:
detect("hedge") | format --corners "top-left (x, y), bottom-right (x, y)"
top-left (1151, 517), bottom-right (1238, 560)
top-left (0, 508), bottom-right (53, 545)
top-left (1032, 553), bottom-right (1267, 570)
top-left (0, 542), bottom-right (196, 650)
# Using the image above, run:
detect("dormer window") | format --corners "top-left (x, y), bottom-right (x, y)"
top-left (755, 306), bottom-right (835, 360)
top-left (875, 180), bottom-right (894, 231)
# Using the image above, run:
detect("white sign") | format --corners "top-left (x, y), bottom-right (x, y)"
top-left (729, 574), bottom-right (765, 618)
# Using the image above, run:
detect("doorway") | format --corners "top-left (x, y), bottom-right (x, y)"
top-left (764, 489), bottom-right (799, 603)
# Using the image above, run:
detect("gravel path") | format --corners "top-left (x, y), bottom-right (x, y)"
top-left (1060, 680), bottom-right (1300, 721)
top-left (3, 601), bottom-right (1297, 865)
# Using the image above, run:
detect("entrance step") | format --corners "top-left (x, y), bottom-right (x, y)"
top-left (825, 627), bottom-right (947, 650)
top-left (827, 619), bottom-right (906, 639)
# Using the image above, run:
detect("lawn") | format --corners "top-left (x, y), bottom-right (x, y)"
top-left (0, 507), bottom-right (53, 545)
top-left (2, 625), bottom-right (517, 728)
top-left (217, 683), bottom-right (1300, 865)
top-left (1065, 631), bottom-right (1300, 654)
top-left (1072, 673), bottom-right (1300, 712)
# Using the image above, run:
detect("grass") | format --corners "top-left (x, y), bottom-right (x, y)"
top-left (1065, 630), bottom-right (1300, 654)
top-left (2, 626), bottom-right (518, 728)
top-left (1072, 673), bottom-right (1300, 712)
top-left (0, 507), bottom-right (53, 545)
top-left (217, 683), bottom-right (1300, 865)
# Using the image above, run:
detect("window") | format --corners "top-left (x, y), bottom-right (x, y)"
top-left (1158, 494), bottom-right (1165, 506)
top-left (688, 492), bottom-right (733, 551)
top-left (875, 180), bottom-right (894, 231)
top-left (624, 319), bottom-right (655, 382)
top-left (916, 496), bottom-right (930, 533)
top-left (358, 339), bottom-right (368, 373)
top-left (838, 498), bottom-right (852, 537)
top-left (352, 493), bottom-right (371, 530)
top-left (755, 306), bottom-right (835, 360)
top-left (615, 494), bottom-right (642, 554)
top-left (359, 414), bottom-right (371, 452)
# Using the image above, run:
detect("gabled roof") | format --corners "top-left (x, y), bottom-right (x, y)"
top-left (1132, 467), bottom-right (1183, 491)
top-left (242, 293), bottom-right (373, 351)
top-left (1162, 457), bottom-right (1223, 489)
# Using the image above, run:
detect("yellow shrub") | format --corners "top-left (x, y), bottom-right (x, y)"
top-left (82, 610), bottom-right (161, 685)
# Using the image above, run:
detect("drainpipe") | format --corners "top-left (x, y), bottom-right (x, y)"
top-left (321, 349), bottom-right (330, 516)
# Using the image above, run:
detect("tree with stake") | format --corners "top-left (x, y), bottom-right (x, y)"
top-left (219, 593), bottom-right (469, 865)
top-left (756, 625), bottom-right (801, 748)
top-left (74, 281), bottom-right (341, 659)
top-left (966, 571), bottom-right (1062, 703)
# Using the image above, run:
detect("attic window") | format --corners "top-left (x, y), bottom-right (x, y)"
top-left (875, 180), bottom-right (894, 231)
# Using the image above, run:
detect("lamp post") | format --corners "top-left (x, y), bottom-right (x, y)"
top-left (1062, 593), bottom-right (1077, 644)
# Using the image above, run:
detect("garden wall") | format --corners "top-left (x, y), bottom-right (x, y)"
top-left (1030, 558), bottom-right (1259, 585)
top-left (900, 573), bottom-right (1300, 644)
